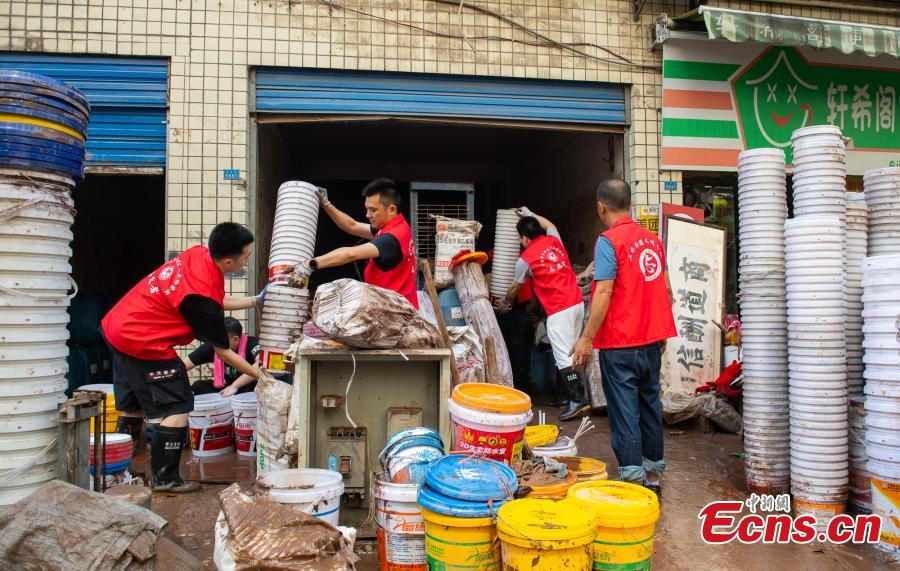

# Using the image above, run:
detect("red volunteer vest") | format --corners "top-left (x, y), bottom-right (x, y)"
top-left (102, 246), bottom-right (226, 360)
top-left (519, 234), bottom-right (582, 316)
top-left (364, 214), bottom-right (419, 309)
top-left (593, 217), bottom-right (676, 349)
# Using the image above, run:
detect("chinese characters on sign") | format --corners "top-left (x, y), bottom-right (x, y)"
top-left (661, 219), bottom-right (725, 396)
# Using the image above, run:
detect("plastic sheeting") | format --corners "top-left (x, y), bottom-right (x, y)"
top-left (450, 260), bottom-right (513, 386)
top-left (575, 262), bottom-right (607, 409)
top-left (447, 326), bottom-right (486, 384)
top-left (312, 279), bottom-right (442, 350)
top-left (256, 369), bottom-right (294, 474)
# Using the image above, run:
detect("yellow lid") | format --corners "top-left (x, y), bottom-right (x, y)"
top-left (420, 507), bottom-right (495, 528)
top-left (452, 383), bottom-right (531, 414)
top-left (496, 498), bottom-right (594, 549)
top-left (567, 481), bottom-right (660, 528)
top-left (450, 250), bottom-right (489, 269)
top-left (556, 457), bottom-right (608, 478)
top-left (526, 471), bottom-right (578, 498)
top-left (524, 425), bottom-right (559, 448)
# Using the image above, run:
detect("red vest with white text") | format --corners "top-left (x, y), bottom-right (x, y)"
top-left (593, 217), bottom-right (676, 349)
top-left (364, 214), bottom-right (419, 309)
top-left (519, 234), bottom-right (582, 316)
top-left (102, 246), bottom-right (225, 360)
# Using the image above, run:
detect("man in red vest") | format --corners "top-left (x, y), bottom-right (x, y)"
top-left (499, 209), bottom-right (590, 421)
top-left (571, 178), bottom-right (676, 496)
top-left (101, 222), bottom-right (262, 493)
top-left (295, 178), bottom-right (418, 309)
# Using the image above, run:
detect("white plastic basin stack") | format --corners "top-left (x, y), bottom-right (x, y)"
top-left (0, 169), bottom-right (76, 505)
top-left (845, 194), bottom-right (867, 395)
top-left (847, 396), bottom-right (871, 514)
top-left (736, 148), bottom-right (790, 495)
top-left (258, 286), bottom-right (310, 354)
top-left (489, 209), bottom-right (520, 299)
top-left (863, 168), bottom-right (900, 256)
top-left (268, 181), bottom-right (319, 284)
top-left (860, 255), bottom-right (900, 556)
top-left (784, 216), bottom-right (848, 519)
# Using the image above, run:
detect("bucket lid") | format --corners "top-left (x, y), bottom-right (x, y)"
top-left (451, 383), bottom-right (531, 414)
top-left (567, 480), bottom-right (660, 527)
top-left (496, 498), bottom-right (594, 548)
top-left (418, 484), bottom-right (507, 518)
top-left (524, 425), bottom-right (559, 448)
top-left (78, 383), bottom-right (113, 394)
top-left (424, 454), bottom-right (517, 501)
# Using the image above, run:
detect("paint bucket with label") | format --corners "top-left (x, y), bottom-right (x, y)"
top-left (870, 476), bottom-right (900, 556)
top-left (497, 498), bottom-right (594, 571)
top-left (421, 508), bottom-right (498, 571)
top-left (232, 392), bottom-right (257, 457)
top-left (258, 468), bottom-right (344, 526)
top-left (568, 480), bottom-right (660, 571)
top-left (189, 394), bottom-right (234, 456)
top-left (374, 472), bottom-right (426, 571)
top-left (449, 383), bottom-right (532, 464)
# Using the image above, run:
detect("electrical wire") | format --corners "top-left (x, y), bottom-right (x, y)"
top-left (312, 0), bottom-right (661, 71)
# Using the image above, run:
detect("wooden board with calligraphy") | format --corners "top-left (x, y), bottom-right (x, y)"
top-left (661, 216), bottom-right (726, 397)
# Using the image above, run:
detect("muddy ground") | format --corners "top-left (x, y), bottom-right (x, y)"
top-left (140, 404), bottom-right (895, 570)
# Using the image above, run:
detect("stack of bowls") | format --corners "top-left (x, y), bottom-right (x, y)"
top-left (89, 433), bottom-right (133, 476)
top-left (790, 125), bottom-right (847, 222)
top-left (845, 195), bottom-right (867, 395)
top-left (268, 181), bottom-right (319, 285)
top-left (489, 209), bottom-right (520, 299)
top-left (847, 396), bottom-right (871, 514)
top-left (736, 148), bottom-right (790, 494)
top-left (863, 168), bottom-right (900, 256)
top-left (784, 216), bottom-right (848, 521)
top-left (0, 71), bottom-right (90, 505)
top-left (258, 286), bottom-right (310, 365)
top-left (861, 255), bottom-right (900, 556)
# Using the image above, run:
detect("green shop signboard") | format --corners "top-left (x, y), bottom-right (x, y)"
top-left (662, 38), bottom-right (900, 174)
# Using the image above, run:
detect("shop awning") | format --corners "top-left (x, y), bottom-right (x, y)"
top-left (699, 6), bottom-right (900, 58)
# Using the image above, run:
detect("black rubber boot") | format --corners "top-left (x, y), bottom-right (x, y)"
top-left (150, 425), bottom-right (200, 493)
top-left (559, 367), bottom-right (591, 421)
top-left (547, 370), bottom-right (569, 407)
top-left (116, 416), bottom-right (144, 451)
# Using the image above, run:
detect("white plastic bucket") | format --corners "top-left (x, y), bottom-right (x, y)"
top-left (871, 476), bottom-right (900, 556)
top-left (232, 392), bottom-right (257, 457)
top-left (374, 472), bottom-right (426, 570)
top-left (258, 468), bottom-right (345, 526)
top-left (189, 394), bottom-right (235, 456)
top-left (448, 397), bottom-right (532, 464)
top-left (532, 436), bottom-right (578, 458)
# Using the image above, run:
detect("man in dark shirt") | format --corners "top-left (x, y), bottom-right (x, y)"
top-left (101, 222), bottom-right (263, 493)
top-left (184, 317), bottom-right (260, 397)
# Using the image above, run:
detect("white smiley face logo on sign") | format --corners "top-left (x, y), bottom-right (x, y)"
top-left (159, 266), bottom-right (174, 280)
top-left (638, 249), bottom-right (662, 282)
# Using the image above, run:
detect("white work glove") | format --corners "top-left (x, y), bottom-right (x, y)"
top-left (289, 260), bottom-right (313, 288)
top-left (515, 206), bottom-right (534, 218)
top-left (315, 186), bottom-right (331, 207)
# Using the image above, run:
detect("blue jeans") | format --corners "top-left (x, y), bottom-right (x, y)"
top-left (599, 342), bottom-right (666, 483)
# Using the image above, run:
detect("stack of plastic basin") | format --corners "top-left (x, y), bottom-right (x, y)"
top-left (736, 147), bottom-right (790, 494)
top-left (0, 70), bottom-right (89, 504)
top-left (861, 255), bottom-right (900, 557)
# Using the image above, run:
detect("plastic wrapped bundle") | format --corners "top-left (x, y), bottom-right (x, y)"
top-left (447, 326), bottom-right (486, 384)
top-left (450, 259), bottom-right (513, 386)
top-left (311, 279), bottom-right (442, 349)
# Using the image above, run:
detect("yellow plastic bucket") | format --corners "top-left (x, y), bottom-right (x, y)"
top-left (496, 498), bottom-right (595, 570)
top-left (524, 425), bottom-right (559, 448)
top-left (556, 457), bottom-right (609, 482)
top-left (79, 384), bottom-right (120, 433)
top-left (421, 508), bottom-right (499, 570)
top-left (568, 481), bottom-right (659, 571)
top-left (525, 471), bottom-right (578, 498)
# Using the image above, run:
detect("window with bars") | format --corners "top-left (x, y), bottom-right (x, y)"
top-left (409, 182), bottom-right (475, 263)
